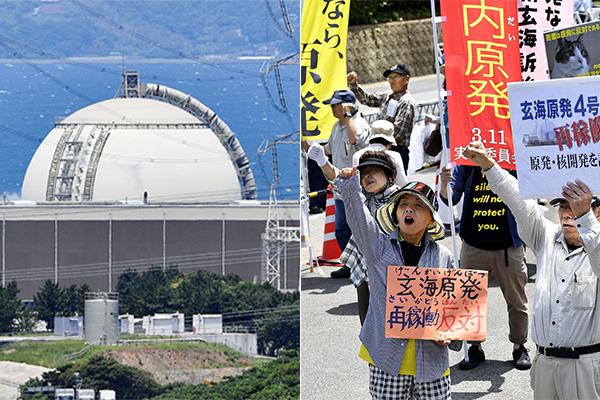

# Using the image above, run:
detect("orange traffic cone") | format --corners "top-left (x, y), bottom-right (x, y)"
top-left (314, 185), bottom-right (343, 266)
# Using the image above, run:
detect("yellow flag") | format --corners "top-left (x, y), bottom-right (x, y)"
top-left (300, 0), bottom-right (351, 142)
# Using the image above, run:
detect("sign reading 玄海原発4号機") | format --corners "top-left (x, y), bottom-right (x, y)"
top-left (507, 76), bottom-right (600, 199)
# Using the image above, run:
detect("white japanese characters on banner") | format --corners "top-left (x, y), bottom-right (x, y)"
top-left (518, 0), bottom-right (574, 81)
top-left (507, 76), bottom-right (600, 198)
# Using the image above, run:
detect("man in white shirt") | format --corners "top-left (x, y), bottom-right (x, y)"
top-left (464, 140), bottom-right (600, 400)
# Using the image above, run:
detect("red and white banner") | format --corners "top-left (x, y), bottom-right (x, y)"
top-left (442, 0), bottom-right (522, 170)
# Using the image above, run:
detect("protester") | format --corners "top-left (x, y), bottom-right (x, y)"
top-left (307, 144), bottom-right (401, 324)
top-left (334, 164), bottom-right (459, 399)
top-left (440, 165), bottom-right (531, 370)
top-left (352, 119), bottom-right (408, 188)
top-left (321, 89), bottom-right (371, 279)
top-left (347, 64), bottom-right (416, 173)
top-left (463, 140), bottom-right (600, 400)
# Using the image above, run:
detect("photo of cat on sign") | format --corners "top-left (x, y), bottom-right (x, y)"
top-left (545, 21), bottom-right (600, 79)
top-left (550, 36), bottom-right (590, 78)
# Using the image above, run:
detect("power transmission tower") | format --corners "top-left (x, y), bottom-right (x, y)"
top-left (259, 53), bottom-right (299, 114)
top-left (258, 132), bottom-right (300, 290)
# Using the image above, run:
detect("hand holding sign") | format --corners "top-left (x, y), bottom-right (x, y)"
top-left (433, 331), bottom-right (451, 347)
top-left (562, 179), bottom-right (593, 218)
top-left (463, 141), bottom-right (495, 171)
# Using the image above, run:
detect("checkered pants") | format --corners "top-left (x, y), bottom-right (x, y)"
top-left (369, 364), bottom-right (451, 400)
top-left (339, 236), bottom-right (368, 288)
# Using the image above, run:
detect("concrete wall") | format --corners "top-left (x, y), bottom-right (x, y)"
top-left (197, 333), bottom-right (258, 356)
top-left (347, 18), bottom-right (436, 83)
top-left (4, 218), bottom-right (299, 298)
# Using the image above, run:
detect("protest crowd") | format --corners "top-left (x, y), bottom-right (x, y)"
top-left (301, 0), bottom-right (600, 399)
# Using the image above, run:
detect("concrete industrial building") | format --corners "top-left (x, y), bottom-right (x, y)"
top-left (2, 72), bottom-right (299, 298)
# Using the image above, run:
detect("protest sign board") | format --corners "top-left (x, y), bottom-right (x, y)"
top-left (441, 0), bottom-right (522, 170)
top-left (300, 0), bottom-right (351, 141)
top-left (518, 0), bottom-right (574, 81)
top-left (545, 20), bottom-right (600, 79)
top-left (385, 266), bottom-right (488, 341)
top-left (507, 76), bottom-right (600, 199)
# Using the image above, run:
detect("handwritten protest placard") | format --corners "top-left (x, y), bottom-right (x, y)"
top-left (507, 76), bottom-right (600, 198)
top-left (385, 266), bottom-right (488, 341)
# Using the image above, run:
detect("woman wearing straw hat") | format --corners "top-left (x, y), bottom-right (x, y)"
top-left (333, 167), bottom-right (461, 399)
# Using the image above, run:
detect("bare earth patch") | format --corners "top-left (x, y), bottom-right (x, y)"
top-left (104, 348), bottom-right (254, 385)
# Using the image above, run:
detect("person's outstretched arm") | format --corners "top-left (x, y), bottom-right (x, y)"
top-left (306, 142), bottom-right (338, 181)
top-left (347, 71), bottom-right (387, 107)
top-left (439, 164), bottom-right (466, 206)
top-left (463, 141), bottom-right (552, 252)
top-left (333, 167), bottom-right (385, 264)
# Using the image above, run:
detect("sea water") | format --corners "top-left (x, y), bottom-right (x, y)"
top-left (0, 59), bottom-right (299, 200)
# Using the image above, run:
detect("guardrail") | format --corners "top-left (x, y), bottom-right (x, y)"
top-left (363, 99), bottom-right (440, 124)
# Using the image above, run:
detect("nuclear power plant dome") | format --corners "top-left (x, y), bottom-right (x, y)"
top-left (21, 72), bottom-right (256, 203)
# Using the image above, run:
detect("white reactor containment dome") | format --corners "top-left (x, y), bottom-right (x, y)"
top-left (22, 97), bottom-right (244, 202)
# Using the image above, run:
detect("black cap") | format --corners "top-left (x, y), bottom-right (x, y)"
top-left (549, 198), bottom-right (567, 207)
top-left (550, 196), bottom-right (600, 208)
top-left (383, 64), bottom-right (411, 78)
top-left (357, 156), bottom-right (396, 176)
top-left (323, 89), bottom-right (356, 105)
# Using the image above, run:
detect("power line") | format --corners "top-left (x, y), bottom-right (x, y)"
top-left (70, 0), bottom-right (296, 83)
top-left (6, 249), bottom-right (300, 282)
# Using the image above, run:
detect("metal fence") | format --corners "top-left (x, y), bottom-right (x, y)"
top-left (363, 99), bottom-right (440, 124)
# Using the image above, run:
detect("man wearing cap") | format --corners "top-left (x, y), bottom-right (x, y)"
top-left (352, 120), bottom-right (407, 188)
top-left (464, 140), bottom-right (600, 399)
top-left (439, 164), bottom-right (531, 371)
top-left (322, 89), bottom-right (371, 279)
top-left (347, 64), bottom-right (416, 173)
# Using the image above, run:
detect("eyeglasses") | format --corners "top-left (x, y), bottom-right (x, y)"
top-left (387, 75), bottom-right (407, 82)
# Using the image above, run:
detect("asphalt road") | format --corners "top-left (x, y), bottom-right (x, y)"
top-left (0, 361), bottom-right (51, 400)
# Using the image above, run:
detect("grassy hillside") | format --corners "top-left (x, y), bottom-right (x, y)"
top-left (0, 339), bottom-right (250, 370)
top-left (19, 348), bottom-right (297, 400)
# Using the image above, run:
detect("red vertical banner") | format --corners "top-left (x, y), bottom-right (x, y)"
top-left (441, 0), bottom-right (522, 170)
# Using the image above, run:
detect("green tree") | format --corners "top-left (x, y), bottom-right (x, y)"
top-left (62, 284), bottom-right (90, 316)
top-left (150, 350), bottom-right (299, 400)
top-left (349, 0), bottom-right (440, 25)
top-left (0, 281), bottom-right (21, 332)
top-left (117, 266), bottom-right (181, 316)
top-left (33, 280), bottom-right (64, 331)
top-left (116, 268), bottom-right (300, 356)
top-left (255, 308), bottom-right (299, 356)
top-left (175, 271), bottom-right (231, 316)
top-left (15, 308), bottom-right (38, 332)
top-left (23, 356), bottom-right (162, 400)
